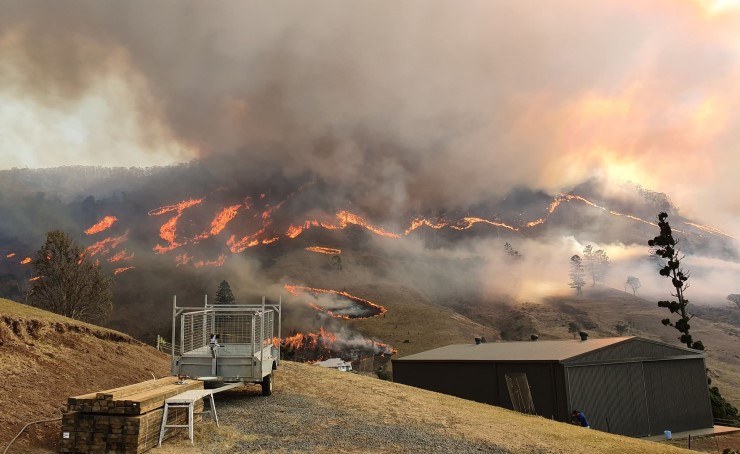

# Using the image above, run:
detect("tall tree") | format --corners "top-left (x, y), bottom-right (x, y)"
top-left (727, 294), bottom-right (740, 310)
top-left (569, 255), bottom-right (586, 295)
top-left (625, 276), bottom-right (641, 295)
top-left (29, 230), bottom-right (113, 324)
top-left (214, 280), bottom-right (236, 305)
top-left (648, 212), bottom-right (703, 350)
top-left (583, 245), bottom-right (610, 285)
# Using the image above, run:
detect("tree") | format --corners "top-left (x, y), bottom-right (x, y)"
top-left (29, 230), bottom-right (113, 324)
top-left (614, 322), bottom-right (630, 336)
top-left (569, 255), bottom-right (586, 295)
top-left (649, 212), bottom-right (739, 423)
top-left (626, 276), bottom-right (641, 295)
top-left (504, 242), bottom-right (523, 261)
top-left (727, 294), bottom-right (740, 310)
top-left (648, 212), bottom-right (703, 350)
top-left (214, 280), bottom-right (236, 305)
top-left (567, 322), bottom-right (580, 339)
top-left (583, 245), bottom-right (610, 285)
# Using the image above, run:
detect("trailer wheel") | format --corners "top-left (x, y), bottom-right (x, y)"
top-left (261, 373), bottom-right (273, 396)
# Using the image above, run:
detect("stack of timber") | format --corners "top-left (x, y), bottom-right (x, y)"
top-left (60, 377), bottom-right (204, 453)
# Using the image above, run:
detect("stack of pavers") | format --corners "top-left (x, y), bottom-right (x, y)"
top-left (60, 376), bottom-right (204, 453)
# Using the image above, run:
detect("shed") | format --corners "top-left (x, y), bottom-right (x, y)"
top-left (392, 336), bottom-right (713, 437)
top-left (316, 358), bottom-right (353, 372)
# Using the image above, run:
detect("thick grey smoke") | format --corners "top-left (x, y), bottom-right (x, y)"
top-left (3, 1), bottom-right (740, 230)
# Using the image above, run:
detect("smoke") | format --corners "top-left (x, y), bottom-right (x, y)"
top-left (3, 1), bottom-right (740, 231)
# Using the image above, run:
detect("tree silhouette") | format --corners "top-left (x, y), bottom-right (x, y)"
top-left (648, 212), bottom-right (702, 350)
top-left (214, 280), bottom-right (236, 305)
top-left (727, 294), bottom-right (740, 310)
top-left (504, 242), bottom-right (523, 261)
top-left (583, 245), bottom-right (610, 285)
top-left (625, 276), bottom-right (641, 295)
top-left (569, 255), bottom-right (586, 295)
top-left (29, 230), bottom-right (113, 324)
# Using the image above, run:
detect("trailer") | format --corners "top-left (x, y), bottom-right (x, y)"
top-left (170, 296), bottom-right (281, 395)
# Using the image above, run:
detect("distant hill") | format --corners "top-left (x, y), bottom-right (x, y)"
top-left (0, 298), bottom-right (698, 454)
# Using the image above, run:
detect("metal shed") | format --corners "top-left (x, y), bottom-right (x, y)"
top-left (392, 336), bottom-right (713, 437)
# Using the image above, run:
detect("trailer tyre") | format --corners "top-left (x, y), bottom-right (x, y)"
top-left (261, 373), bottom-right (273, 396)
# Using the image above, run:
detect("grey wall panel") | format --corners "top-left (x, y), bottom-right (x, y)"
top-left (566, 363), bottom-right (650, 436)
top-left (568, 339), bottom-right (697, 364)
top-left (642, 359), bottom-right (713, 433)
top-left (392, 361), bottom-right (498, 404)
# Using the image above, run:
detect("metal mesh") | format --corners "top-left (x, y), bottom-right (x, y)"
top-left (181, 310), bottom-right (211, 353)
top-left (180, 308), bottom-right (276, 355)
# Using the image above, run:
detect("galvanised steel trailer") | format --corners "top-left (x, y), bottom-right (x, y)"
top-left (170, 296), bottom-right (281, 395)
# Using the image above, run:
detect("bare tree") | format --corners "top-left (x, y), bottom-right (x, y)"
top-left (569, 255), bottom-right (586, 295)
top-left (583, 245), bottom-right (610, 285)
top-left (29, 230), bottom-right (113, 324)
top-left (626, 276), bottom-right (641, 295)
top-left (727, 294), bottom-right (740, 310)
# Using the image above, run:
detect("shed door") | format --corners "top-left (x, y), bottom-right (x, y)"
top-left (567, 363), bottom-right (649, 437)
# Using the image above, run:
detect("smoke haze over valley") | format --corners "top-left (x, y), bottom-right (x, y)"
top-left (1, 1), bottom-right (740, 375)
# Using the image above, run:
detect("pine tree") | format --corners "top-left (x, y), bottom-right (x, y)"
top-left (214, 280), bottom-right (236, 305)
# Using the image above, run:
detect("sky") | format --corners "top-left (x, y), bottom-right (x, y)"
top-left (1, 0), bottom-right (740, 235)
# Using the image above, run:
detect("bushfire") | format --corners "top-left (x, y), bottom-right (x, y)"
top-left (305, 246), bottom-right (341, 255)
top-left (84, 216), bottom-right (118, 235)
top-left (283, 284), bottom-right (387, 319)
top-left (276, 327), bottom-right (396, 362)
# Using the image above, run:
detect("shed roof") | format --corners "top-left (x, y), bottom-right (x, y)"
top-left (393, 337), bottom-right (703, 363)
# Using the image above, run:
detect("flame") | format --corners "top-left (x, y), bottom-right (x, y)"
top-left (20, 257), bottom-right (31, 265)
top-left (149, 197), bottom-right (205, 253)
top-left (193, 254), bottom-right (226, 268)
top-left (335, 211), bottom-right (400, 238)
top-left (284, 284), bottom-right (387, 319)
top-left (684, 221), bottom-right (735, 239)
top-left (29, 276), bottom-right (41, 281)
top-left (175, 253), bottom-right (193, 267)
top-left (84, 216), bottom-right (118, 235)
top-left (86, 231), bottom-right (129, 256)
top-left (305, 246), bottom-right (341, 255)
top-left (228, 227), bottom-right (267, 253)
top-left (113, 267), bottom-right (134, 275)
top-left (108, 249), bottom-right (134, 263)
top-left (6, 253), bottom-right (16, 259)
top-left (277, 327), bottom-right (396, 357)
top-left (206, 204), bottom-right (241, 236)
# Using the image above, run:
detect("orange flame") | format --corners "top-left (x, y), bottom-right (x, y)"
top-left (86, 231), bottom-right (129, 256)
top-left (335, 211), bottom-right (400, 238)
top-left (20, 257), bottom-right (31, 265)
top-left (147, 197), bottom-right (205, 216)
top-left (305, 246), bottom-right (341, 255)
top-left (175, 253), bottom-right (193, 267)
top-left (29, 276), bottom-right (41, 281)
top-left (276, 327), bottom-right (396, 356)
top-left (108, 249), bottom-right (134, 263)
top-left (149, 197), bottom-right (205, 254)
top-left (684, 221), bottom-right (735, 239)
top-left (193, 254), bottom-right (226, 268)
top-left (284, 284), bottom-right (387, 319)
top-left (84, 216), bottom-right (118, 235)
top-left (113, 267), bottom-right (134, 275)
top-left (206, 204), bottom-right (241, 236)
top-left (6, 253), bottom-right (16, 259)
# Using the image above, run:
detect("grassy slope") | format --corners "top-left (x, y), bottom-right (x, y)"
top-left (0, 298), bottom-right (170, 451)
top-left (155, 362), bottom-right (692, 454)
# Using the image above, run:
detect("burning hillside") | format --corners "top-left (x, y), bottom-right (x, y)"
top-left (284, 285), bottom-right (387, 319)
top-left (278, 327), bottom-right (396, 363)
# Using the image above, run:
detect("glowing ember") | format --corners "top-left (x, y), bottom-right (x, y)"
top-left (113, 267), bottom-right (134, 275)
top-left (305, 246), bottom-right (341, 255)
top-left (6, 253), bottom-right (16, 259)
top-left (175, 253), bottom-right (192, 267)
top-left (29, 276), bottom-right (41, 281)
top-left (86, 231), bottom-right (129, 256)
top-left (108, 250), bottom-right (134, 263)
top-left (193, 254), bottom-right (226, 268)
top-left (20, 257), bottom-right (31, 265)
top-left (84, 216), bottom-right (118, 235)
top-left (284, 284), bottom-right (387, 319)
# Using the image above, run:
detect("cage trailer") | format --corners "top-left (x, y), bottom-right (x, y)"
top-left (170, 296), bottom-right (281, 395)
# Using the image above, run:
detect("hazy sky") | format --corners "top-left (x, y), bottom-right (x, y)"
top-left (1, 0), bottom-right (740, 234)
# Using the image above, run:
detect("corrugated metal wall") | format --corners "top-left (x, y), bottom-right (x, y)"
top-left (642, 358), bottom-right (713, 433)
top-left (567, 363), bottom-right (649, 436)
top-left (567, 339), bottom-right (694, 364)
top-left (392, 361), bottom-right (498, 404)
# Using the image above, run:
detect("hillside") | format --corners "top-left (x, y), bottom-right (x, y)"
top-left (0, 298), bottom-right (170, 452)
top-left (0, 297), bottom-right (705, 453)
